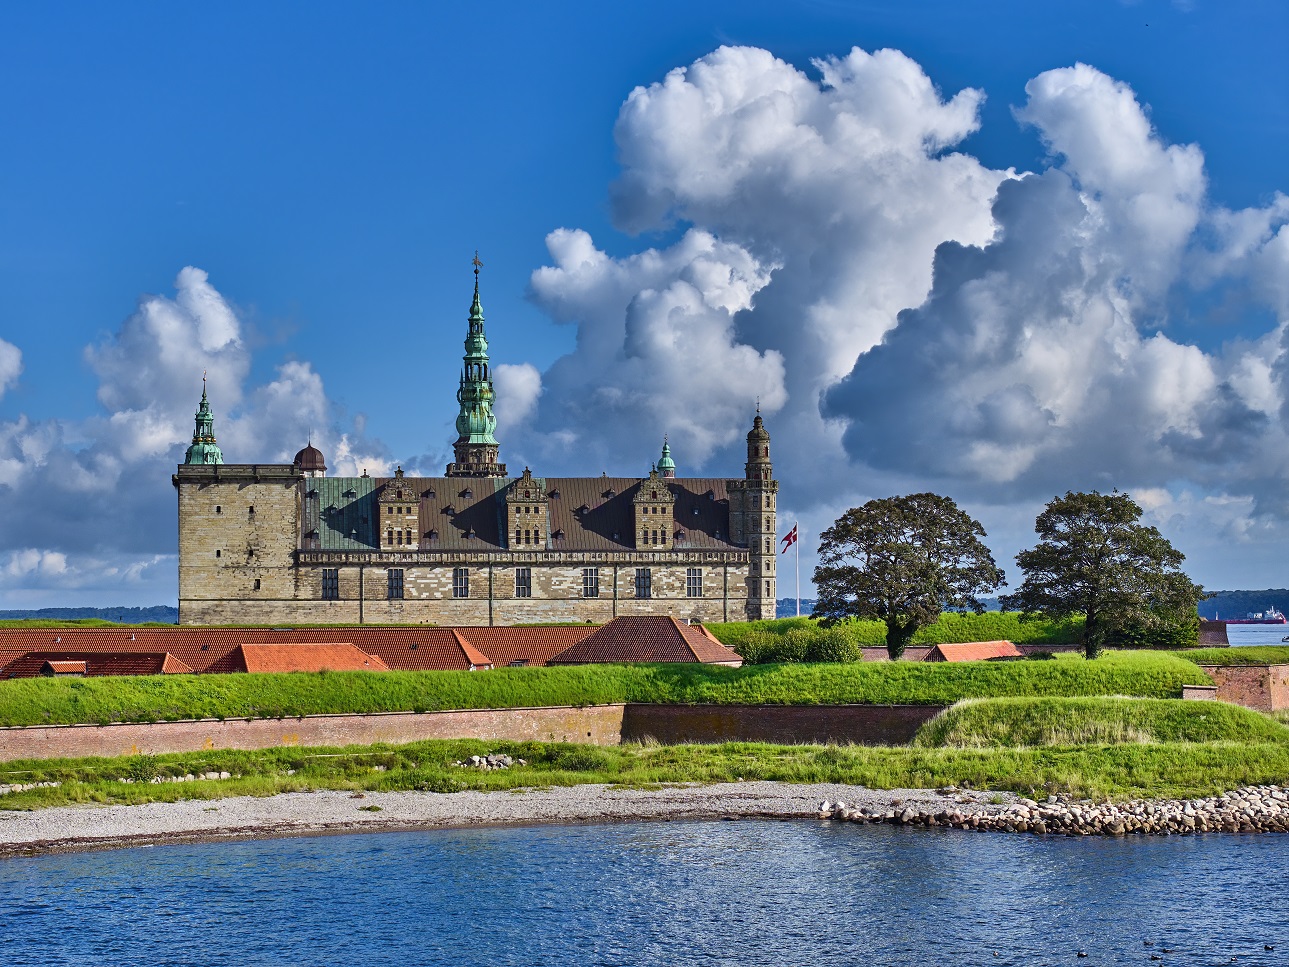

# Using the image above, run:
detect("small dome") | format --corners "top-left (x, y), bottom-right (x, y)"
top-left (747, 414), bottom-right (769, 441)
top-left (293, 443), bottom-right (327, 473)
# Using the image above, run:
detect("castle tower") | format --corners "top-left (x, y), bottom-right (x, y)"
top-left (727, 409), bottom-right (777, 619)
top-left (657, 437), bottom-right (676, 479)
top-left (446, 254), bottom-right (507, 477)
top-left (183, 375), bottom-right (224, 465)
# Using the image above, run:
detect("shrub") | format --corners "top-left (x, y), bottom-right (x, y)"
top-left (805, 626), bottom-right (862, 664)
top-left (776, 628), bottom-right (813, 663)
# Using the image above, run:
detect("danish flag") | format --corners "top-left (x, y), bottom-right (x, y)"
top-left (780, 524), bottom-right (797, 553)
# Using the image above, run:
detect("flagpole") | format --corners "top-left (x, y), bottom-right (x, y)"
top-left (795, 519), bottom-right (800, 617)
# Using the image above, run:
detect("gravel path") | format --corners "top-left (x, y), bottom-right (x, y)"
top-left (0, 782), bottom-right (1014, 856)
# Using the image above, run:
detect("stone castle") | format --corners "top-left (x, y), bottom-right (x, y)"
top-left (173, 260), bottom-right (778, 626)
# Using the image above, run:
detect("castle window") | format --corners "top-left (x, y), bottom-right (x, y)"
top-left (515, 528), bottom-right (522, 545)
top-left (582, 567), bottom-right (600, 598)
top-left (322, 568), bottom-right (339, 600)
top-left (215, 506), bottom-right (221, 514)
top-left (387, 529), bottom-right (394, 546)
top-left (388, 568), bottom-right (404, 600)
top-left (765, 539), bottom-right (771, 553)
top-left (515, 567), bottom-right (531, 599)
top-left (215, 549), bottom-right (221, 558)
top-left (765, 580), bottom-right (771, 598)
top-left (453, 567), bottom-right (470, 598)
top-left (534, 529), bottom-right (542, 543)
top-left (248, 506), bottom-right (254, 515)
top-left (253, 579), bottom-right (261, 591)
top-left (651, 491), bottom-right (657, 500)
top-left (686, 568), bottom-right (703, 598)
top-left (635, 568), bottom-right (652, 599)
top-left (524, 529), bottom-right (531, 545)
top-left (651, 529), bottom-right (658, 545)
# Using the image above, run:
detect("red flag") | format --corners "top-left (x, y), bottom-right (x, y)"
top-left (780, 524), bottom-right (797, 553)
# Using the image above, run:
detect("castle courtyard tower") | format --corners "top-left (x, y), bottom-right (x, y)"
top-left (727, 410), bottom-right (778, 619)
top-left (446, 254), bottom-right (507, 478)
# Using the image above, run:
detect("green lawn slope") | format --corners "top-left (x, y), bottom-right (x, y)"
top-left (0, 651), bottom-right (1212, 727)
top-left (914, 697), bottom-right (1289, 748)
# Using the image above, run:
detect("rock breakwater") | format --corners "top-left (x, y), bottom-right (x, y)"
top-left (820, 785), bottom-right (1289, 835)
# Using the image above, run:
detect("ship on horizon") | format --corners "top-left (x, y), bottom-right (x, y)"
top-left (1222, 605), bottom-right (1287, 625)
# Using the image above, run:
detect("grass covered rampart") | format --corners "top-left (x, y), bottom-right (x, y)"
top-left (707, 612), bottom-right (1086, 661)
top-left (3, 727), bottom-right (1288, 810)
top-left (913, 697), bottom-right (1289, 748)
top-left (1179, 646), bottom-right (1289, 666)
top-left (0, 651), bottom-right (1213, 728)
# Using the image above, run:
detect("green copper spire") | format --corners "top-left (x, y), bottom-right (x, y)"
top-left (183, 373), bottom-right (224, 465)
top-left (447, 253), bottom-right (506, 476)
top-left (657, 436), bottom-right (676, 478)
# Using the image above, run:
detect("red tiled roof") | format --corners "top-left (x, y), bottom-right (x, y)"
top-left (235, 643), bottom-right (390, 673)
top-left (550, 616), bottom-right (742, 665)
top-left (453, 626), bottom-right (596, 667)
top-left (3, 651), bottom-right (193, 678)
top-left (44, 660), bottom-right (86, 674)
top-left (450, 631), bottom-right (494, 669)
top-left (924, 640), bottom-right (1021, 662)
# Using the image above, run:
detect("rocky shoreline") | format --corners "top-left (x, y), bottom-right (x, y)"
top-left (5, 781), bottom-right (1289, 858)
top-left (821, 784), bottom-right (1289, 835)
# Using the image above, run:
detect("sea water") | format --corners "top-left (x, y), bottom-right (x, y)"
top-left (1227, 624), bottom-right (1289, 647)
top-left (2, 820), bottom-right (1286, 966)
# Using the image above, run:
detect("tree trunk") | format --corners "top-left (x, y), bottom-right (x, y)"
top-left (885, 618), bottom-right (916, 660)
top-left (1083, 611), bottom-right (1104, 660)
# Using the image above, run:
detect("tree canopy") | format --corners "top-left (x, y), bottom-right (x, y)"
top-left (999, 490), bottom-right (1204, 658)
top-left (812, 493), bottom-right (1005, 659)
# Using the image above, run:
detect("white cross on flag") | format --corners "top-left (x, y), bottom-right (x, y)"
top-left (780, 524), bottom-right (797, 553)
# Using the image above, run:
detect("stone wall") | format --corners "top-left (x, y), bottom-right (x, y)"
top-left (1197, 664), bottom-right (1289, 712)
top-left (621, 703), bottom-right (943, 746)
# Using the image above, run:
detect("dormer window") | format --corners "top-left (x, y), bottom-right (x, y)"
top-left (549, 489), bottom-right (560, 499)
top-left (676, 529), bottom-right (686, 540)
top-left (424, 489), bottom-right (436, 499)
top-left (461, 488), bottom-right (473, 499)
top-left (553, 528), bottom-right (565, 540)
top-left (427, 529), bottom-right (438, 540)
top-left (443, 505), bottom-right (455, 515)
top-left (576, 504), bottom-right (589, 515)
top-left (603, 489), bottom-right (615, 499)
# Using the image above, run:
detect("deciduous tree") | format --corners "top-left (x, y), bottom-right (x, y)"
top-left (1000, 491), bottom-right (1203, 659)
top-left (813, 493), bottom-right (1004, 659)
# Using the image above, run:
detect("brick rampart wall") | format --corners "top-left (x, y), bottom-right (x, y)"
top-left (1197, 664), bottom-right (1289, 712)
top-left (621, 704), bottom-right (943, 746)
top-left (0, 703), bottom-right (948, 761)
top-left (0, 706), bottom-right (627, 762)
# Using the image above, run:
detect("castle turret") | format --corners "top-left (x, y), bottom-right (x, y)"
top-left (727, 408), bottom-right (777, 619)
top-left (657, 437), bottom-right (676, 479)
top-left (446, 253), bottom-right (507, 477)
top-left (183, 375), bottom-right (224, 465)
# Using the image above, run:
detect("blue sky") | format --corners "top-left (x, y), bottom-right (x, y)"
top-left (0, 0), bottom-right (1286, 607)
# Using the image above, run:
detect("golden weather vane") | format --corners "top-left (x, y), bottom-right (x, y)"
top-left (473, 251), bottom-right (483, 271)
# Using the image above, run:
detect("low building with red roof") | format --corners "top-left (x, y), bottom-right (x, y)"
top-left (924, 640), bottom-right (1021, 662)
top-left (549, 616), bottom-right (742, 666)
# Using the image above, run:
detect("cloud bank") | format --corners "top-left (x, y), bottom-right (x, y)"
top-left (512, 47), bottom-right (1287, 584)
top-left (0, 268), bottom-right (388, 605)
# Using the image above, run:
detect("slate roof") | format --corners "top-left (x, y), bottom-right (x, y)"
top-left (234, 643), bottom-right (390, 673)
top-left (924, 641), bottom-right (1021, 662)
top-left (549, 616), bottom-right (742, 665)
top-left (307, 475), bottom-right (741, 552)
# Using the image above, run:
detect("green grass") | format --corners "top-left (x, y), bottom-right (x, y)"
top-left (914, 697), bottom-right (1289, 748)
top-left (1179, 646), bottom-right (1289, 665)
top-left (0, 651), bottom-right (1214, 728)
top-left (707, 611), bottom-right (1085, 652)
top-left (3, 733), bottom-right (1287, 810)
